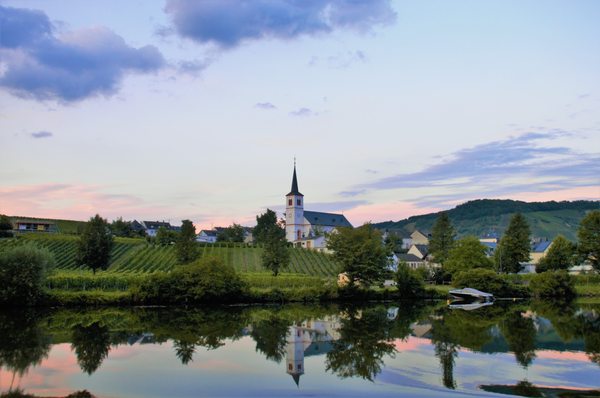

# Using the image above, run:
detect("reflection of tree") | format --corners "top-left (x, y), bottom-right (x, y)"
top-left (250, 315), bottom-right (290, 363)
top-left (71, 322), bottom-right (111, 375)
top-left (531, 299), bottom-right (579, 342)
top-left (0, 310), bottom-right (50, 391)
top-left (430, 313), bottom-right (458, 390)
top-left (514, 379), bottom-right (543, 397)
top-left (173, 340), bottom-right (196, 365)
top-left (500, 311), bottom-right (537, 368)
top-left (325, 306), bottom-right (396, 381)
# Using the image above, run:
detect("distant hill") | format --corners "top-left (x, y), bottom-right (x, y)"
top-left (9, 216), bottom-right (86, 234)
top-left (373, 199), bottom-right (599, 241)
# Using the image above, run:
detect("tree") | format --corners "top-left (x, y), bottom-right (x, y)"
top-left (0, 214), bottom-right (13, 238)
top-left (578, 210), bottom-right (600, 270)
top-left (536, 235), bottom-right (575, 272)
top-left (327, 223), bottom-right (390, 288)
top-left (496, 213), bottom-right (531, 273)
top-left (110, 217), bottom-right (133, 237)
top-left (444, 236), bottom-right (493, 276)
top-left (217, 223), bottom-right (245, 243)
top-left (176, 220), bottom-right (198, 264)
top-left (429, 212), bottom-right (455, 264)
top-left (0, 243), bottom-right (55, 306)
top-left (395, 262), bottom-right (425, 298)
top-left (384, 231), bottom-right (402, 253)
top-left (71, 322), bottom-right (111, 375)
top-left (261, 228), bottom-right (289, 276)
top-left (156, 226), bottom-right (178, 246)
top-left (77, 214), bottom-right (114, 274)
top-left (253, 209), bottom-right (279, 245)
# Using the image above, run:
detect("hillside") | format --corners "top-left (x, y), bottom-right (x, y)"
top-left (374, 199), bottom-right (599, 241)
top-left (0, 234), bottom-right (339, 277)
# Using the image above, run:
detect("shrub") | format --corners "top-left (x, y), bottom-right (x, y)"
top-left (395, 263), bottom-right (425, 298)
top-left (529, 271), bottom-right (576, 299)
top-left (132, 256), bottom-right (248, 304)
top-left (452, 268), bottom-right (526, 298)
top-left (0, 243), bottom-right (55, 306)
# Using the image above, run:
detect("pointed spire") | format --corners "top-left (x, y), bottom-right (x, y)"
top-left (292, 373), bottom-right (301, 387)
top-left (287, 159), bottom-right (303, 197)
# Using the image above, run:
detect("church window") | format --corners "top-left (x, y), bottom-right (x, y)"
top-left (298, 364), bottom-right (302, 370)
top-left (297, 329), bottom-right (301, 337)
top-left (297, 199), bottom-right (301, 206)
top-left (289, 364), bottom-right (293, 371)
top-left (288, 199), bottom-right (292, 206)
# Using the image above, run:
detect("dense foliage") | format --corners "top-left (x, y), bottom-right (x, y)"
top-left (0, 214), bottom-right (13, 238)
top-left (327, 223), bottom-right (390, 287)
top-left (0, 243), bottom-right (55, 305)
top-left (253, 209), bottom-right (280, 245)
top-left (429, 212), bottom-right (455, 264)
top-left (496, 213), bottom-right (531, 273)
top-left (176, 219), bottom-right (198, 264)
top-left (578, 210), bottom-right (600, 270)
top-left (77, 214), bottom-right (114, 274)
top-left (452, 268), bottom-right (526, 297)
top-left (217, 223), bottom-right (245, 243)
top-left (444, 236), bottom-right (493, 276)
top-left (132, 256), bottom-right (248, 304)
top-left (394, 262), bottom-right (425, 298)
top-left (155, 226), bottom-right (179, 246)
top-left (529, 271), bottom-right (576, 299)
top-left (536, 235), bottom-right (575, 272)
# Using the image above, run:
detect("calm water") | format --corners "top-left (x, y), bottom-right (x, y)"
top-left (1, 300), bottom-right (600, 397)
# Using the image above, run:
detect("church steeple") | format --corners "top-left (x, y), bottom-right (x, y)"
top-left (287, 160), bottom-right (303, 197)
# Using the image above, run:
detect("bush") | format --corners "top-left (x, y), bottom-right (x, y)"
top-left (0, 243), bottom-right (55, 306)
top-left (529, 270), bottom-right (576, 299)
top-left (395, 263), bottom-right (425, 298)
top-left (132, 256), bottom-right (248, 304)
top-left (452, 268), bottom-right (527, 298)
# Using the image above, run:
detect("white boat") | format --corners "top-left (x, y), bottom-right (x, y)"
top-left (449, 287), bottom-right (494, 302)
top-left (448, 301), bottom-right (494, 311)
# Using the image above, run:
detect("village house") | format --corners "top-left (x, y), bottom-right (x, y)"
top-left (12, 219), bottom-right (57, 233)
top-left (136, 220), bottom-right (181, 237)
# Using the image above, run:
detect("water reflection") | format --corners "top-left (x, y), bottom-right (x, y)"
top-left (1, 300), bottom-right (600, 397)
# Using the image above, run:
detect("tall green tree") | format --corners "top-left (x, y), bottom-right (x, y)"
top-left (578, 210), bottom-right (600, 270)
top-left (176, 220), bottom-right (198, 264)
top-left (155, 226), bottom-right (178, 246)
top-left (217, 223), bottom-right (245, 243)
top-left (110, 217), bottom-right (133, 237)
top-left (0, 214), bottom-right (13, 238)
top-left (77, 214), bottom-right (114, 274)
top-left (253, 209), bottom-right (280, 245)
top-left (536, 235), bottom-right (575, 272)
top-left (429, 212), bottom-right (455, 264)
top-left (327, 223), bottom-right (390, 287)
top-left (495, 213), bottom-right (531, 273)
top-left (261, 228), bottom-right (289, 276)
top-left (384, 231), bottom-right (402, 253)
top-left (71, 322), bottom-right (111, 375)
top-left (444, 236), bottom-right (493, 276)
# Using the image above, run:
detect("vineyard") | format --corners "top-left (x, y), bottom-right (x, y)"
top-left (0, 234), bottom-right (340, 277)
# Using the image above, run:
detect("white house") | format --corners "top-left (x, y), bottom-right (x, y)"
top-left (197, 229), bottom-right (218, 243)
top-left (285, 163), bottom-right (352, 250)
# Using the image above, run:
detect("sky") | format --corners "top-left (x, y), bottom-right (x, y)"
top-left (1, 0), bottom-right (599, 229)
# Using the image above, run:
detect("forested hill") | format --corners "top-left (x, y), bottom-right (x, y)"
top-left (373, 199), bottom-right (599, 241)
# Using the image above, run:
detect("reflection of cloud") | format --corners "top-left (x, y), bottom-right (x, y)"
top-left (164, 0), bottom-right (396, 48)
top-left (347, 131), bottom-right (600, 208)
top-left (0, 5), bottom-right (165, 102)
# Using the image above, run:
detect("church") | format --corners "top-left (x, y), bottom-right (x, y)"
top-left (285, 163), bottom-right (352, 250)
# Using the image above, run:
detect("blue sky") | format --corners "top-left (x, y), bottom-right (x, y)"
top-left (1, 0), bottom-right (599, 228)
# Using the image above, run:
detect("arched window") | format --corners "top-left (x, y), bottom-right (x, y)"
top-left (297, 199), bottom-right (302, 206)
top-left (288, 199), bottom-right (292, 206)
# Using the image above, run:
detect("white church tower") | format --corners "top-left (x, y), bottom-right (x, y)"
top-left (285, 162), bottom-right (304, 242)
top-left (285, 325), bottom-right (305, 387)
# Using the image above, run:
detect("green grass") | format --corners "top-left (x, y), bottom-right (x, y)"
top-left (0, 234), bottom-right (339, 277)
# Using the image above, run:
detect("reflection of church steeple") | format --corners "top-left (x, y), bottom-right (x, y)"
top-left (286, 325), bottom-right (305, 387)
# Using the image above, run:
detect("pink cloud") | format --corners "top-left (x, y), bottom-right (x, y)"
top-left (344, 201), bottom-right (441, 226)
top-left (497, 186), bottom-right (600, 203)
top-left (393, 336), bottom-right (431, 352)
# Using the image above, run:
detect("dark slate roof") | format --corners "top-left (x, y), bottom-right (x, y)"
top-left (142, 221), bottom-right (171, 230)
top-left (413, 244), bottom-right (429, 256)
top-left (287, 165), bottom-right (303, 197)
top-left (532, 240), bottom-right (552, 253)
top-left (303, 210), bottom-right (352, 228)
top-left (396, 253), bottom-right (423, 262)
top-left (131, 220), bottom-right (145, 231)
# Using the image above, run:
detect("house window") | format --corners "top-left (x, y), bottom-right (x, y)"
top-left (288, 199), bottom-right (292, 206)
top-left (297, 199), bottom-right (301, 206)
top-left (289, 364), bottom-right (293, 371)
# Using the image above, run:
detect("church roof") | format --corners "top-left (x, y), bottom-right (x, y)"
top-left (287, 165), bottom-right (303, 197)
top-left (304, 211), bottom-right (352, 228)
